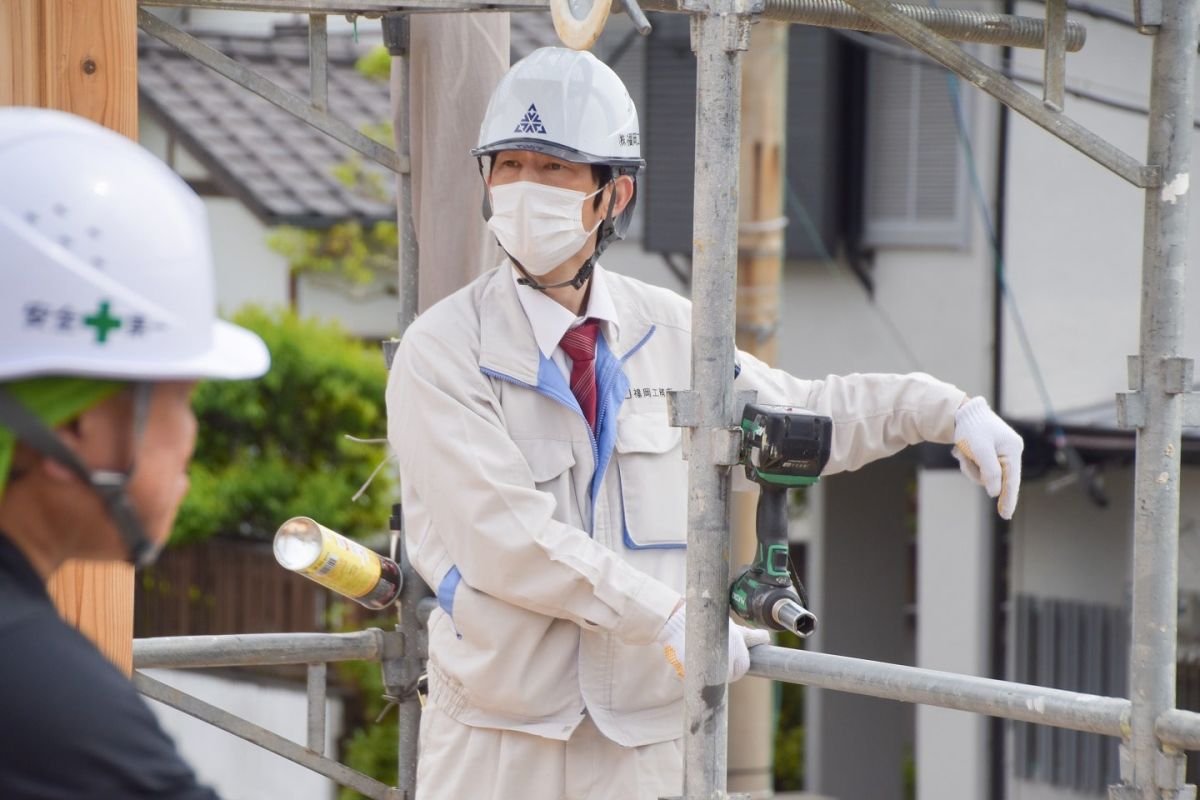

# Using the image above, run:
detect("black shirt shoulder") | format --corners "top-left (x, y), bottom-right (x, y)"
top-left (0, 535), bottom-right (221, 800)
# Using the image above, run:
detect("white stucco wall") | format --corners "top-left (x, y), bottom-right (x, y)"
top-left (916, 470), bottom-right (993, 800)
top-left (1002, 9), bottom-right (1200, 418)
top-left (143, 669), bottom-right (344, 800)
top-left (205, 198), bottom-right (293, 316)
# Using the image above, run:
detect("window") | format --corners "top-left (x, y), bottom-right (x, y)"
top-left (861, 47), bottom-right (971, 249)
top-left (1012, 595), bottom-right (1126, 792)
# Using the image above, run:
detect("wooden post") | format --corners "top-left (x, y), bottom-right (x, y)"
top-left (0, 0), bottom-right (139, 675)
top-left (729, 20), bottom-right (789, 796)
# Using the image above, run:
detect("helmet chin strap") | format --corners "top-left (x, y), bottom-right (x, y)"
top-left (0, 383), bottom-right (160, 568)
top-left (511, 186), bottom-right (619, 294)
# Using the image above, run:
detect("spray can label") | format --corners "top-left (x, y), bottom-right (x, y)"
top-left (276, 517), bottom-right (382, 599)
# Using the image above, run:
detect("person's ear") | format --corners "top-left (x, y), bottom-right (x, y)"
top-left (610, 174), bottom-right (635, 217)
top-left (37, 391), bottom-right (133, 484)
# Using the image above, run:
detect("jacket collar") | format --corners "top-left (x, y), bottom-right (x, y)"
top-left (479, 260), bottom-right (654, 384)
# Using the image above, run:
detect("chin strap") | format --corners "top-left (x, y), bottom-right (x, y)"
top-left (513, 256), bottom-right (596, 292)
top-left (0, 384), bottom-right (159, 567)
top-left (512, 186), bottom-right (620, 293)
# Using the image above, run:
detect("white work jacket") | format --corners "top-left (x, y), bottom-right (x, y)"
top-left (386, 262), bottom-right (966, 747)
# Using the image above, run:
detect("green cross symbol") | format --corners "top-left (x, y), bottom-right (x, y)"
top-left (84, 301), bottom-right (122, 344)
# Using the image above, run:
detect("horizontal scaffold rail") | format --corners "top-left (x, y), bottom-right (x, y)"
top-left (749, 645), bottom-right (1131, 736)
top-left (750, 646), bottom-right (1200, 750)
top-left (141, 0), bottom-right (1082, 51)
top-left (641, 0), bottom-right (1085, 50)
top-left (133, 629), bottom-right (391, 669)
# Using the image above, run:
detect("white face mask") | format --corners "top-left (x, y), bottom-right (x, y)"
top-left (487, 181), bottom-right (606, 276)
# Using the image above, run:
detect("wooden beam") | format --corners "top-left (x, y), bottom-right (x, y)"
top-left (0, 0), bottom-right (139, 675)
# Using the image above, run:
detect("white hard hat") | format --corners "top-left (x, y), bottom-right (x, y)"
top-left (471, 47), bottom-right (643, 170)
top-left (0, 107), bottom-right (269, 383)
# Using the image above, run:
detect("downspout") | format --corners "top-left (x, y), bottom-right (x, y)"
top-left (989, 6), bottom-right (1013, 798)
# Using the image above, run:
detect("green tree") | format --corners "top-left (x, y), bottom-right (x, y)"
top-left (773, 629), bottom-right (806, 790)
top-left (173, 306), bottom-right (392, 546)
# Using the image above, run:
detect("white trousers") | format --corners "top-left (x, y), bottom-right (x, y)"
top-left (414, 701), bottom-right (684, 800)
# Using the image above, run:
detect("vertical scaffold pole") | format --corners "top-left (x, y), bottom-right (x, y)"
top-left (386, 13), bottom-right (419, 333)
top-left (680, 2), bottom-right (757, 797)
top-left (1116, 0), bottom-right (1199, 796)
top-left (382, 13), bottom-right (423, 799)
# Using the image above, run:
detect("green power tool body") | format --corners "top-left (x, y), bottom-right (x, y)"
top-left (729, 403), bottom-right (833, 637)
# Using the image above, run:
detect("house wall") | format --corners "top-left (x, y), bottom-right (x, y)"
top-left (777, 15), bottom-right (1001, 799)
top-left (804, 459), bottom-right (918, 800)
top-left (1005, 464), bottom-right (1200, 800)
top-left (1002, 7), bottom-right (1200, 419)
top-left (999, 11), bottom-right (1200, 799)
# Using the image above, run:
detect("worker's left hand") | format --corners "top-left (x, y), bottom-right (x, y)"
top-left (952, 396), bottom-right (1024, 519)
top-left (656, 606), bottom-right (772, 682)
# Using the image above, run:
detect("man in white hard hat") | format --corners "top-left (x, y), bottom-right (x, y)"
top-left (387, 46), bottom-right (1023, 800)
top-left (0, 108), bottom-right (270, 798)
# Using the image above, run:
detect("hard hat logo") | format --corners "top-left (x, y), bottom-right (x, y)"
top-left (23, 298), bottom-right (157, 345)
top-left (82, 301), bottom-right (122, 344)
top-left (514, 104), bottom-right (547, 135)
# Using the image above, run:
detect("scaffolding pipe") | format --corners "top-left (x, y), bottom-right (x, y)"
top-left (1118, 0), bottom-right (1199, 794)
top-left (679, 5), bottom-right (751, 797)
top-left (306, 663), bottom-right (328, 754)
top-left (133, 630), bottom-right (387, 669)
top-left (309, 13), bottom-right (329, 112)
top-left (384, 14), bottom-right (419, 331)
top-left (642, 0), bottom-right (1086, 50)
top-left (748, 646), bottom-right (1130, 736)
top-left (381, 15), bottom-right (425, 796)
top-left (393, 542), bottom-right (429, 797)
top-left (1156, 709), bottom-right (1200, 751)
top-left (143, 0), bottom-right (1086, 53)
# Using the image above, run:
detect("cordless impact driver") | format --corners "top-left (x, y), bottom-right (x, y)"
top-left (729, 404), bottom-right (832, 637)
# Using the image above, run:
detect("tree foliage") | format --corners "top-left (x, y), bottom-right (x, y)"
top-left (172, 306), bottom-right (393, 546)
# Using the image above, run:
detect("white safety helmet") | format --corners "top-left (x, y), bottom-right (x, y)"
top-left (472, 47), bottom-right (643, 289)
top-left (0, 107), bottom-right (269, 568)
top-left (472, 47), bottom-right (642, 170)
top-left (0, 107), bottom-right (269, 382)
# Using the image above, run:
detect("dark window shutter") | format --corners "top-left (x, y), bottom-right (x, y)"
top-left (1012, 595), bottom-right (1125, 792)
top-left (642, 19), bottom-right (843, 259)
top-left (862, 47), bottom-right (970, 248)
top-left (783, 28), bottom-right (842, 260)
top-left (642, 13), bottom-right (696, 256)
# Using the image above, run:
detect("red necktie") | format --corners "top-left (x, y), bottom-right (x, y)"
top-left (559, 320), bottom-right (601, 431)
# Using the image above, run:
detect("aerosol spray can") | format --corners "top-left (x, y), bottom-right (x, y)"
top-left (273, 516), bottom-right (402, 610)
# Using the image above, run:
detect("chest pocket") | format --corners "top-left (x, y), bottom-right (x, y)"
top-left (615, 413), bottom-right (688, 549)
top-left (514, 438), bottom-right (580, 527)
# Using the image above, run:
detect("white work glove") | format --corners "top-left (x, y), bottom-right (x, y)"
top-left (656, 606), bottom-right (772, 683)
top-left (952, 396), bottom-right (1024, 520)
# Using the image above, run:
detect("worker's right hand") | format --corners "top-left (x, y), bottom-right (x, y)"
top-left (655, 606), bottom-right (771, 683)
top-left (952, 396), bottom-right (1024, 520)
